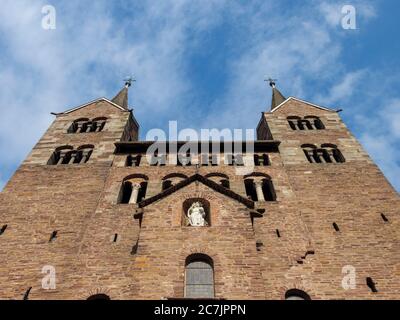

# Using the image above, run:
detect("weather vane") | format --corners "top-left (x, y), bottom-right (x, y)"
top-left (264, 77), bottom-right (277, 88)
top-left (124, 76), bottom-right (136, 88)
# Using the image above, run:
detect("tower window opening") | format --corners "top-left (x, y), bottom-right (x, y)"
top-left (288, 116), bottom-right (325, 131)
top-left (366, 277), bottom-right (378, 293)
top-left (256, 240), bottom-right (264, 251)
top-left (68, 118), bottom-right (107, 133)
top-left (276, 229), bottom-right (281, 238)
top-left (0, 224), bottom-right (7, 235)
top-left (302, 144), bottom-right (345, 164)
top-left (113, 234), bottom-right (118, 242)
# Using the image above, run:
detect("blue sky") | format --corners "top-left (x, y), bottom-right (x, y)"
top-left (0, 0), bottom-right (399, 191)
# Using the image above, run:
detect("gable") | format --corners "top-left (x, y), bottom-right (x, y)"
top-left (52, 98), bottom-right (130, 116)
top-left (139, 174), bottom-right (254, 209)
top-left (271, 97), bottom-right (337, 115)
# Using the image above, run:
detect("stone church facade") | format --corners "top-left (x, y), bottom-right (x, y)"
top-left (0, 81), bottom-right (399, 300)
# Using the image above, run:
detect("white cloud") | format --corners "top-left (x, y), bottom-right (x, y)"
top-left (316, 69), bottom-right (367, 106)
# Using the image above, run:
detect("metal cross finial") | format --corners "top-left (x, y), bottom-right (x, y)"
top-left (124, 76), bottom-right (136, 88)
top-left (265, 77), bottom-right (277, 88)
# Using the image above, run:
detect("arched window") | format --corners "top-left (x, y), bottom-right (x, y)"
top-left (261, 178), bottom-right (276, 201)
top-left (119, 175), bottom-right (148, 204)
top-left (321, 144), bottom-right (345, 163)
top-left (87, 293), bottom-right (111, 300)
top-left (254, 154), bottom-right (270, 166)
top-left (244, 178), bottom-right (257, 201)
top-left (68, 118), bottom-right (89, 133)
top-left (285, 289), bottom-right (311, 300)
top-left (244, 174), bottom-right (276, 202)
top-left (47, 146), bottom-right (74, 165)
top-left (185, 254), bottom-right (214, 299)
top-left (298, 119), bottom-right (313, 130)
top-left (92, 117), bottom-right (107, 132)
top-left (301, 144), bottom-right (318, 163)
top-left (76, 145), bottom-right (94, 164)
top-left (126, 154), bottom-right (142, 167)
top-left (305, 116), bottom-right (325, 130)
top-left (68, 117), bottom-right (107, 133)
top-left (162, 173), bottom-right (188, 191)
top-left (205, 173), bottom-right (230, 189)
top-left (303, 144), bottom-right (345, 164)
top-left (288, 116), bottom-right (325, 131)
top-left (287, 116), bottom-right (301, 130)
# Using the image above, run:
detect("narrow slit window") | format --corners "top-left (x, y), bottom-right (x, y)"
top-left (366, 277), bottom-right (378, 293)
top-left (381, 214), bottom-right (389, 223)
top-left (276, 229), bottom-right (281, 238)
top-left (113, 234), bottom-right (118, 242)
top-left (333, 223), bottom-right (340, 232)
top-left (49, 231), bottom-right (58, 242)
top-left (0, 224), bottom-right (7, 235)
top-left (131, 240), bottom-right (138, 255)
top-left (23, 287), bottom-right (32, 300)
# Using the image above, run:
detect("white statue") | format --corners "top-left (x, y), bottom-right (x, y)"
top-left (187, 202), bottom-right (207, 227)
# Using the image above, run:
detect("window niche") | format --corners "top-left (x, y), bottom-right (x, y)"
top-left (205, 173), bottom-right (230, 189)
top-left (118, 175), bottom-right (148, 204)
top-left (126, 154), bottom-right (142, 167)
top-left (68, 117), bottom-right (107, 133)
top-left (285, 289), bottom-right (311, 300)
top-left (244, 175), bottom-right (276, 202)
top-left (302, 144), bottom-right (345, 164)
top-left (185, 254), bottom-right (214, 299)
top-left (182, 198), bottom-right (211, 227)
top-left (287, 116), bottom-right (325, 131)
top-left (47, 145), bottom-right (94, 165)
top-left (161, 173), bottom-right (188, 191)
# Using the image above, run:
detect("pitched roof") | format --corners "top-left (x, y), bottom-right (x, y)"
top-left (138, 174), bottom-right (254, 209)
top-left (270, 96), bottom-right (337, 113)
top-left (111, 86), bottom-right (129, 109)
top-left (51, 97), bottom-right (130, 115)
top-left (270, 87), bottom-right (286, 110)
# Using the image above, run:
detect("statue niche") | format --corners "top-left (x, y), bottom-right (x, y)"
top-left (182, 198), bottom-right (210, 227)
top-left (187, 202), bottom-right (207, 227)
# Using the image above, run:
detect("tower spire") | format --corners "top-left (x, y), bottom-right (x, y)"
top-left (265, 77), bottom-right (286, 110)
top-left (111, 77), bottom-right (135, 109)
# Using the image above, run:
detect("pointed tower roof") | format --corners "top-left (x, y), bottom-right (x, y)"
top-left (111, 77), bottom-right (134, 109)
top-left (266, 78), bottom-right (286, 110)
